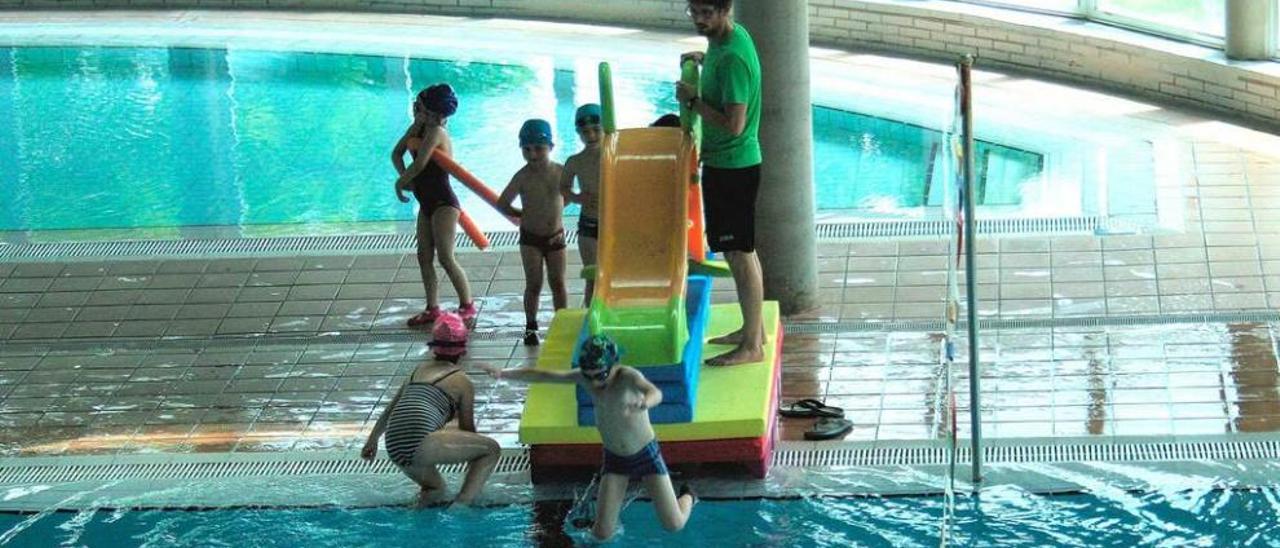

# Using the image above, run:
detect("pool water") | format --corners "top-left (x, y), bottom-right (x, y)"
top-left (1, 486), bottom-right (1277, 547)
top-left (0, 46), bottom-right (1043, 238)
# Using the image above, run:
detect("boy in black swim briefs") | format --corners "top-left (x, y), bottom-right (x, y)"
top-left (560, 104), bottom-right (604, 306)
top-left (481, 335), bottom-right (697, 542)
top-left (497, 119), bottom-right (568, 346)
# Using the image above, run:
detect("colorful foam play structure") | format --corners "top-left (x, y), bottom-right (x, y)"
top-left (517, 62), bottom-right (783, 481)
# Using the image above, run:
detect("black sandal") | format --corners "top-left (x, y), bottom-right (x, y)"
top-left (804, 417), bottom-right (854, 440)
top-left (778, 398), bottom-right (844, 419)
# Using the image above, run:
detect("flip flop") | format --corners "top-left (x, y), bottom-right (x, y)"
top-left (778, 398), bottom-right (844, 419)
top-left (804, 417), bottom-right (854, 441)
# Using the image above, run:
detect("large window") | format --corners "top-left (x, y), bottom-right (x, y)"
top-left (968, 0), bottom-right (1079, 13)
top-left (958, 0), bottom-right (1235, 46)
top-left (1094, 0), bottom-right (1225, 39)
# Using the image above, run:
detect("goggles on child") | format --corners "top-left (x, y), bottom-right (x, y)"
top-left (575, 114), bottom-right (602, 128)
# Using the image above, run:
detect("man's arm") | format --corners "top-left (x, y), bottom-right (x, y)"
top-left (676, 55), bottom-right (752, 136)
top-left (693, 101), bottom-right (747, 136)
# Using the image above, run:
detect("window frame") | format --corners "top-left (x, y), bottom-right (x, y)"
top-left (954, 0), bottom-right (1236, 49)
top-left (1083, 0), bottom-right (1225, 48)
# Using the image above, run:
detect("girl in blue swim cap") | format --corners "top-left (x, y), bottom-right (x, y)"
top-left (392, 83), bottom-right (478, 329)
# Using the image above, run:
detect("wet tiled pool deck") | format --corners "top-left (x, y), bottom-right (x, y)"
top-left (1, 11), bottom-right (1279, 459)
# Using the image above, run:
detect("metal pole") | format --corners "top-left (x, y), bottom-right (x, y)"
top-left (959, 54), bottom-right (983, 485)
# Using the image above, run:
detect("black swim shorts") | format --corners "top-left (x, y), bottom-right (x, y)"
top-left (577, 216), bottom-right (599, 240)
top-left (519, 227), bottom-right (567, 255)
top-left (701, 164), bottom-right (761, 253)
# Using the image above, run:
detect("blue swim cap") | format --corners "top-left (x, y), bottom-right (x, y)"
top-left (417, 84), bottom-right (458, 117)
top-left (519, 119), bottom-right (554, 147)
top-left (575, 104), bottom-right (602, 127)
top-left (576, 335), bottom-right (621, 372)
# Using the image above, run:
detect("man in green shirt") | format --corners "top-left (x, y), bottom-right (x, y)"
top-left (676, 0), bottom-right (764, 367)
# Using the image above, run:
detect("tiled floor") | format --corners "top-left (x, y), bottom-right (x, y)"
top-left (1, 11), bottom-right (1279, 458)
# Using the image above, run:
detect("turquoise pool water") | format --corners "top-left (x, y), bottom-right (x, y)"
top-left (2, 487), bottom-right (1277, 547)
top-left (0, 46), bottom-right (1042, 238)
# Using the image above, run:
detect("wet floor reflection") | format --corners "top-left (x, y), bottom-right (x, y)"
top-left (1226, 323), bottom-right (1280, 433)
top-left (1086, 348), bottom-right (1108, 436)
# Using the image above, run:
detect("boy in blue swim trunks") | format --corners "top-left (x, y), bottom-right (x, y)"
top-left (482, 335), bottom-right (697, 541)
top-left (559, 104), bottom-right (604, 306)
top-left (497, 119), bottom-right (568, 346)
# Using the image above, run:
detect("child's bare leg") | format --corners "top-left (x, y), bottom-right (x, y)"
top-left (580, 235), bottom-right (598, 306)
top-left (431, 207), bottom-right (472, 305)
top-left (398, 460), bottom-right (445, 493)
top-left (643, 474), bottom-right (694, 532)
top-left (519, 246), bottom-right (544, 326)
top-left (591, 473), bottom-right (630, 542)
top-left (414, 431), bottom-right (501, 505)
top-left (546, 248), bottom-right (568, 310)
top-left (416, 210), bottom-right (439, 308)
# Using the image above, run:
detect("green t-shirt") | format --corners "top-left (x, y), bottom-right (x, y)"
top-left (700, 23), bottom-right (762, 169)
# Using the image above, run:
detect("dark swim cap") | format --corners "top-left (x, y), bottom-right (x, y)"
top-left (519, 119), bottom-right (554, 147)
top-left (651, 114), bottom-right (681, 128)
top-left (576, 334), bottom-right (621, 372)
top-left (417, 84), bottom-right (458, 117)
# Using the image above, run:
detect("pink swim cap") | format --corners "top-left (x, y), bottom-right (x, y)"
top-left (429, 312), bottom-right (468, 357)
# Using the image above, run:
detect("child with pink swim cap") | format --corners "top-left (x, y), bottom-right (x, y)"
top-left (362, 312), bottom-right (499, 505)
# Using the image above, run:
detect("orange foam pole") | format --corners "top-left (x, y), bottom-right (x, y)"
top-left (457, 209), bottom-right (490, 250)
top-left (431, 150), bottom-right (520, 227)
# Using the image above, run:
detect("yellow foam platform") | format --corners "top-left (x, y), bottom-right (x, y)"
top-left (518, 302), bottom-right (781, 445)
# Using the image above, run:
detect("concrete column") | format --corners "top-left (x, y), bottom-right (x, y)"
top-left (1225, 0), bottom-right (1275, 60)
top-left (736, 0), bottom-right (818, 315)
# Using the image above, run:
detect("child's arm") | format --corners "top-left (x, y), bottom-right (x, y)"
top-left (390, 126), bottom-right (413, 176)
top-left (362, 382), bottom-right (407, 459)
top-left (625, 368), bottom-right (663, 411)
top-left (456, 382), bottom-right (478, 433)
top-left (559, 158), bottom-right (582, 205)
top-left (394, 126), bottom-right (445, 202)
top-left (479, 364), bottom-right (578, 384)
top-left (495, 174), bottom-right (524, 219)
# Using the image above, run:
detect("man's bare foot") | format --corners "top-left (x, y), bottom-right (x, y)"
top-left (706, 344), bottom-right (764, 366)
top-left (708, 328), bottom-right (744, 346)
top-left (708, 327), bottom-right (767, 346)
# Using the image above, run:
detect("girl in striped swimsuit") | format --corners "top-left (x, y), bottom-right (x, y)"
top-left (361, 312), bottom-right (499, 505)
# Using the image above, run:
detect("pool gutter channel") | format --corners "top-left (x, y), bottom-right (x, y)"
top-left (0, 217), bottom-right (1104, 263)
top-left (1, 312), bottom-right (1276, 356)
top-left (1, 436), bottom-right (1278, 511)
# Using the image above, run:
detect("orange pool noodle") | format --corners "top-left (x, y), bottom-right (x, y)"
top-left (431, 150), bottom-right (520, 227)
top-left (457, 209), bottom-right (490, 250)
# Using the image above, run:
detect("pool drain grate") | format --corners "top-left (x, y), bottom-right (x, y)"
top-left (772, 439), bottom-right (1280, 468)
top-left (0, 218), bottom-right (1101, 262)
top-left (0, 451), bottom-right (530, 486)
top-left (2, 439), bottom-right (1276, 487)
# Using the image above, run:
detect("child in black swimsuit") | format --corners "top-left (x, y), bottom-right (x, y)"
top-left (392, 84), bottom-right (478, 330)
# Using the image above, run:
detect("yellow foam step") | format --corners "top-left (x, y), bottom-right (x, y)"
top-left (518, 302), bottom-right (780, 445)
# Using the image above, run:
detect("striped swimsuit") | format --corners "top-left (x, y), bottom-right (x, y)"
top-left (384, 370), bottom-right (460, 467)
